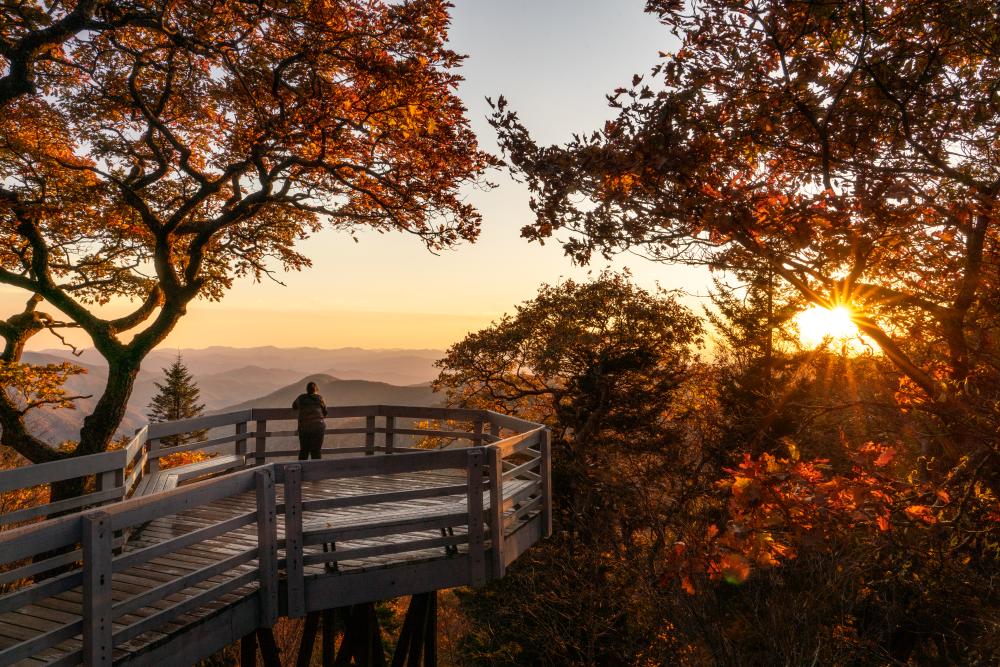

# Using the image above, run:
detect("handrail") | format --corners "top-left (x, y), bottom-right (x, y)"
top-left (0, 404), bottom-right (549, 533)
top-left (0, 405), bottom-right (494, 526)
top-left (0, 405), bottom-right (551, 666)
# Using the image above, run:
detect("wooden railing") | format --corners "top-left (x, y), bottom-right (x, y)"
top-left (0, 406), bottom-right (551, 666)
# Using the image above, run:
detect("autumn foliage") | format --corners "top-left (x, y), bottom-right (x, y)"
top-left (0, 1), bottom-right (492, 479)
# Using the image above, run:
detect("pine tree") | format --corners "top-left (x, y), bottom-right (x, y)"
top-left (705, 251), bottom-right (805, 457)
top-left (147, 354), bottom-right (206, 447)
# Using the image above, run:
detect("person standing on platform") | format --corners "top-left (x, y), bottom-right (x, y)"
top-left (292, 381), bottom-right (327, 460)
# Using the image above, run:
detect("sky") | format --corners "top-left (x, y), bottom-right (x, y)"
top-left (13, 0), bottom-right (707, 352)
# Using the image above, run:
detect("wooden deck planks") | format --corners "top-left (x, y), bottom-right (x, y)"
top-left (1, 461), bottom-right (543, 666)
top-left (0, 471), bottom-right (532, 664)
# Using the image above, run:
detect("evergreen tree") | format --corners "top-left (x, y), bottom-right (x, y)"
top-left (705, 251), bottom-right (805, 457)
top-left (147, 354), bottom-right (206, 447)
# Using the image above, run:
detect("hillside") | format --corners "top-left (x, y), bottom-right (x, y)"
top-left (217, 374), bottom-right (441, 413)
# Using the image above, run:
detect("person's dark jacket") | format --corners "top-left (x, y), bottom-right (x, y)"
top-left (292, 393), bottom-right (327, 431)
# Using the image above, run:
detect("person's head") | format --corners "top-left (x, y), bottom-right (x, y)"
top-left (306, 382), bottom-right (318, 394)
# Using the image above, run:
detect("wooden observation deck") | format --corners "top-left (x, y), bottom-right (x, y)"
top-left (0, 406), bottom-right (551, 666)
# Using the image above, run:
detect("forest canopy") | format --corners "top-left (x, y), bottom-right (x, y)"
top-left (491, 0), bottom-right (1000, 491)
top-left (472, 1), bottom-right (1000, 663)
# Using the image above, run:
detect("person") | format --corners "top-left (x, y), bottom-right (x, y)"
top-left (292, 381), bottom-right (327, 460)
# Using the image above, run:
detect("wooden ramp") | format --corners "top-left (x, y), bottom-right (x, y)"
top-left (0, 408), bottom-right (550, 667)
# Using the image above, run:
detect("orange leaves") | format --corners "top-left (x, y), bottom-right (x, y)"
top-left (859, 441), bottom-right (897, 469)
top-left (903, 505), bottom-right (937, 525)
top-left (873, 447), bottom-right (896, 468)
top-left (603, 172), bottom-right (640, 196)
top-left (716, 553), bottom-right (751, 585)
top-left (730, 475), bottom-right (761, 502)
top-left (0, 361), bottom-right (87, 413)
top-left (159, 449), bottom-right (212, 470)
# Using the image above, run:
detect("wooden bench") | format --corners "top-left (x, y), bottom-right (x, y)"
top-left (133, 454), bottom-right (246, 498)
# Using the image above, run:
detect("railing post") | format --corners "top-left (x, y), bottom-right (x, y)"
top-left (284, 464), bottom-right (306, 617)
top-left (540, 429), bottom-right (553, 538)
top-left (466, 449), bottom-right (486, 587)
top-left (255, 418), bottom-right (267, 466)
top-left (83, 511), bottom-right (113, 667)
top-left (486, 446), bottom-right (505, 579)
top-left (235, 421), bottom-right (248, 463)
top-left (255, 468), bottom-right (279, 627)
top-left (385, 415), bottom-right (395, 454)
top-left (365, 415), bottom-right (376, 456)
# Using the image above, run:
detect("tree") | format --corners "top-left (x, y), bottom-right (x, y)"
top-left (705, 250), bottom-right (804, 458)
top-left (435, 273), bottom-right (709, 664)
top-left (0, 0), bottom-right (493, 486)
top-left (146, 353), bottom-right (204, 448)
top-left (489, 0), bottom-right (1000, 489)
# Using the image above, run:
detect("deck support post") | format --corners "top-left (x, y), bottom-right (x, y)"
top-left (297, 611), bottom-right (321, 667)
top-left (240, 632), bottom-right (257, 666)
top-left (322, 608), bottom-right (336, 667)
top-left (391, 592), bottom-right (437, 667)
top-left (256, 628), bottom-right (281, 666)
top-left (333, 603), bottom-right (386, 667)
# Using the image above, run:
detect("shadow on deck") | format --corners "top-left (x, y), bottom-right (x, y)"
top-left (0, 407), bottom-right (551, 666)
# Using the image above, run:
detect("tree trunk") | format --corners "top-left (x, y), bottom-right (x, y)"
top-left (77, 356), bottom-right (140, 456)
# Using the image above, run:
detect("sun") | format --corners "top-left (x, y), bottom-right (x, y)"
top-left (795, 305), bottom-right (860, 348)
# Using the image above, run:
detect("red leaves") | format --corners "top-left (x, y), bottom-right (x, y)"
top-left (716, 553), bottom-right (751, 585)
top-left (873, 447), bottom-right (896, 468)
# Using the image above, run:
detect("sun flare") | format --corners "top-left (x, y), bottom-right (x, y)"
top-left (795, 305), bottom-right (860, 348)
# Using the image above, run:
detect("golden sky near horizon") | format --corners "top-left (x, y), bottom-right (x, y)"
top-left (12, 1), bottom-right (709, 353)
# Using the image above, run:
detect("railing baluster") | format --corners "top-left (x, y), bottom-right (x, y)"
top-left (466, 449), bottom-right (486, 587)
top-left (255, 418), bottom-right (267, 466)
top-left (385, 415), bottom-right (395, 453)
top-left (96, 468), bottom-right (123, 507)
top-left (83, 511), bottom-right (113, 667)
top-left (235, 421), bottom-right (248, 463)
top-left (473, 417), bottom-right (484, 447)
top-left (365, 415), bottom-right (376, 455)
top-left (255, 468), bottom-right (279, 627)
top-left (284, 464), bottom-right (306, 617)
top-left (486, 446), bottom-right (505, 579)
top-left (147, 437), bottom-right (160, 473)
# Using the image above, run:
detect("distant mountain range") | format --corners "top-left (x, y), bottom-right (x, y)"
top-left (218, 374), bottom-right (439, 413)
top-left (16, 347), bottom-right (446, 446)
top-left (32, 346), bottom-right (445, 385)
